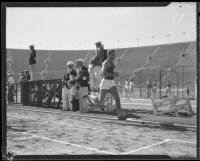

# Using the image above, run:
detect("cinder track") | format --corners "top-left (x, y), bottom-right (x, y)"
top-left (7, 106), bottom-right (196, 131)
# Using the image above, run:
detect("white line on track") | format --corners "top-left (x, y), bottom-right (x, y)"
top-left (13, 136), bottom-right (36, 141)
top-left (123, 139), bottom-right (171, 154)
top-left (167, 139), bottom-right (196, 144)
top-left (9, 131), bottom-right (116, 155)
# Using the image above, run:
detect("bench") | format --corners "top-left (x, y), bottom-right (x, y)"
top-left (150, 95), bottom-right (194, 117)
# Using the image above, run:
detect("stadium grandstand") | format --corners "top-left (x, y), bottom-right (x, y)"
top-left (6, 41), bottom-right (196, 89)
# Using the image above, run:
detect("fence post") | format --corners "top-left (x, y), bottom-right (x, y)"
top-left (15, 83), bottom-right (17, 104)
top-left (37, 80), bottom-right (43, 107)
top-left (159, 67), bottom-right (162, 99)
top-left (140, 69), bottom-right (142, 98)
top-left (182, 66), bottom-right (184, 97)
top-left (177, 72), bottom-right (179, 97)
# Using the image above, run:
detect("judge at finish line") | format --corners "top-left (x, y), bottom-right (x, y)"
top-left (62, 61), bottom-right (77, 111)
top-left (75, 59), bottom-right (90, 113)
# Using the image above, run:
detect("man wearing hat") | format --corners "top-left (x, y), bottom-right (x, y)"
top-left (28, 44), bottom-right (37, 80)
top-left (75, 59), bottom-right (90, 113)
top-left (7, 72), bottom-right (15, 104)
top-left (24, 70), bottom-right (31, 82)
top-left (62, 61), bottom-right (77, 111)
top-left (88, 41), bottom-right (108, 91)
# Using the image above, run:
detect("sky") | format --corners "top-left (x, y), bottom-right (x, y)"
top-left (6, 2), bottom-right (196, 50)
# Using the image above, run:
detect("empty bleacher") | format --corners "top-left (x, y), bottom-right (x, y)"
top-left (6, 41), bottom-right (196, 86)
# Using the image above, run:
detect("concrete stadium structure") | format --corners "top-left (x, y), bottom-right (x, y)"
top-left (6, 41), bottom-right (196, 87)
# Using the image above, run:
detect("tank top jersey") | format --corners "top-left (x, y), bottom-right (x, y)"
top-left (105, 62), bottom-right (115, 80)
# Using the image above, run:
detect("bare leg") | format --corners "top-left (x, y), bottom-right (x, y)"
top-left (98, 89), bottom-right (108, 104)
top-left (109, 86), bottom-right (123, 116)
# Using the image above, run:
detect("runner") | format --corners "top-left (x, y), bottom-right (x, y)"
top-left (83, 50), bottom-right (127, 120)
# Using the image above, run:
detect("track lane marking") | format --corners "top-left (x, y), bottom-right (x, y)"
top-left (8, 131), bottom-right (116, 155)
top-left (167, 139), bottom-right (196, 144)
top-left (123, 139), bottom-right (170, 154)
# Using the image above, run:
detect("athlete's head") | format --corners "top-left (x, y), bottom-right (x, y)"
top-left (107, 50), bottom-right (115, 61)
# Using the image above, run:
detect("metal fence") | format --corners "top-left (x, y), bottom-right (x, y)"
top-left (132, 66), bottom-right (196, 99)
top-left (8, 65), bottom-right (197, 108)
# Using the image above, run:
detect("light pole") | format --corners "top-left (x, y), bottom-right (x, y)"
top-left (166, 34), bottom-right (170, 43)
top-left (182, 32), bottom-right (186, 42)
top-left (136, 38), bottom-right (139, 46)
top-left (152, 36), bottom-right (155, 45)
top-left (117, 40), bottom-right (120, 48)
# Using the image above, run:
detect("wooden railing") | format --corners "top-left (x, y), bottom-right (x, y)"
top-left (21, 79), bottom-right (63, 108)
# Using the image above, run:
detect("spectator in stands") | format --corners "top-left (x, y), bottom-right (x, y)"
top-left (28, 45), bottom-right (37, 81)
top-left (125, 79), bottom-right (129, 97)
top-left (62, 61), bottom-right (77, 111)
top-left (88, 41), bottom-right (107, 91)
top-left (7, 73), bottom-right (15, 104)
top-left (166, 80), bottom-right (172, 95)
top-left (129, 79), bottom-right (135, 97)
top-left (146, 78), bottom-right (152, 98)
top-left (75, 59), bottom-right (90, 113)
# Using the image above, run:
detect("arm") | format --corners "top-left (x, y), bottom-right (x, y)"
top-left (63, 72), bottom-right (68, 84)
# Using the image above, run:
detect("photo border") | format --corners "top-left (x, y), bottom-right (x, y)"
top-left (2, 2), bottom-right (199, 160)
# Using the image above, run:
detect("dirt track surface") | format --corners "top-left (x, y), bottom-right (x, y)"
top-left (7, 106), bottom-right (196, 158)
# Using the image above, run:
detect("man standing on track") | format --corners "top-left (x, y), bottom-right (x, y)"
top-left (75, 59), bottom-right (90, 113)
top-left (84, 50), bottom-right (127, 120)
top-left (7, 73), bottom-right (15, 104)
top-left (62, 61), bottom-right (77, 111)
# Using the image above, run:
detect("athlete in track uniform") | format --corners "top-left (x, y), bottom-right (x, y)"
top-left (84, 50), bottom-right (127, 120)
